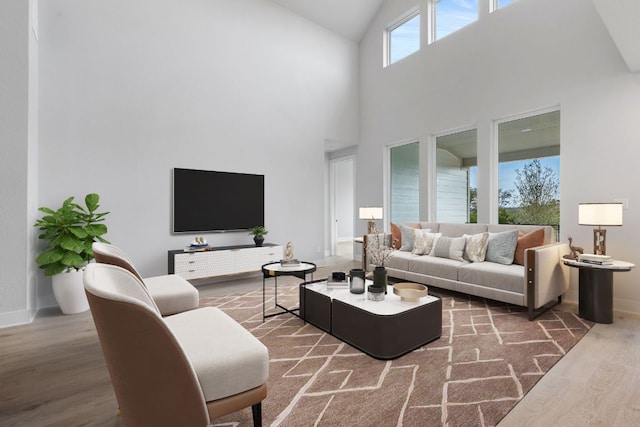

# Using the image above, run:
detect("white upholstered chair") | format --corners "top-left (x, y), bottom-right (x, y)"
top-left (92, 242), bottom-right (199, 315)
top-left (83, 263), bottom-right (269, 427)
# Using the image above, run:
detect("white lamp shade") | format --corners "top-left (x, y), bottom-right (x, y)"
top-left (578, 203), bottom-right (623, 226)
top-left (359, 207), bottom-right (383, 220)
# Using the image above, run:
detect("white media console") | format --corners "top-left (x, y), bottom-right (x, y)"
top-left (168, 244), bottom-right (283, 281)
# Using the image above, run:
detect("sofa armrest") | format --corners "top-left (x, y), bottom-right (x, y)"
top-left (525, 242), bottom-right (570, 312)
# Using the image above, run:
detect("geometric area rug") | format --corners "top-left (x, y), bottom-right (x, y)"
top-left (200, 283), bottom-right (593, 427)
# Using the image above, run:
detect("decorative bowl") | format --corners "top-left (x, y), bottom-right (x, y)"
top-left (393, 282), bottom-right (428, 302)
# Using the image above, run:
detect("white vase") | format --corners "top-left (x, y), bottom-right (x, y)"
top-left (52, 269), bottom-right (89, 314)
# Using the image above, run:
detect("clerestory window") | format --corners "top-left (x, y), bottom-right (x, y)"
top-left (433, 0), bottom-right (478, 41)
top-left (385, 9), bottom-right (420, 66)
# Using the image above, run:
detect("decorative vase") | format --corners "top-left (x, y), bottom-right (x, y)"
top-left (349, 268), bottom-right (365, 294)
top-left (254, 236), bottom-right (264, 247)
top-left (52, 269), bottom-right (89, 314)
top-left (373, 266), bottom-right (388, 294)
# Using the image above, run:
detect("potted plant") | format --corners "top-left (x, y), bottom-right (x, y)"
top-left (248, 225), bottom-right (268, 247)
top-left (34, 193), bottom-right (109, 314)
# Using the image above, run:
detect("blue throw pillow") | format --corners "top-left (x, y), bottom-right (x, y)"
top-left (485, 229), bottom-right (519, 264)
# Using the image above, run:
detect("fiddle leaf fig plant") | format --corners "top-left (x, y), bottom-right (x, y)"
top-left (34, 193), bottom-right (109, 276)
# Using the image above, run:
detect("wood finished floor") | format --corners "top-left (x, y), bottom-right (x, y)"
top-left (2, 255), bottom-right (639, 426)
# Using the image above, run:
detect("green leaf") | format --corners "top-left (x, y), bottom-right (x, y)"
top-left (60, 234), bottom-right (85, 251)
top-left (68, 226), bottom-right (89, 239)
top-left (85, 223), bottom-right (107, 237)
top-left (36, 248), bottom-right (65, 266)
top-left (61, 251), bottom-right (84, 267)
top-left (44, 263), bottom-right (67, 276)
top-left (85, 193), bottom-right (100, 212)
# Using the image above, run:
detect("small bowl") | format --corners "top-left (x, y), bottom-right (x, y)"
top-left (393, 283), bottom-right (428, 302)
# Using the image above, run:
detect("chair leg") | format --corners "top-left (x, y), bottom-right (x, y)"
top-left (252, 402), bottom-right (262, 427)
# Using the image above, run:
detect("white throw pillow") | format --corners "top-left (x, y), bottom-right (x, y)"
top-left (463, 232), bottom-right (490, 262)
top-left (430, 235), bottom-right (466, 262)
top-left (412, 229), bottom-right (437, 255)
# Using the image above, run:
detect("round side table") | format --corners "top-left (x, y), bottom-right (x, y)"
top-left (563, 259), bottom-right (634, 323)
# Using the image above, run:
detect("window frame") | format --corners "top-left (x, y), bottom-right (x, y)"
top-left (384, 7), bottom-right (421, 67)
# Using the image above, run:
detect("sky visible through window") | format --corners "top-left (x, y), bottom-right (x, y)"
top-left (498, 0), bottom-right (514, 8)
top-left (389, 14), bottom-right (420, 64)
top-left (469, 156), bottom-right (560, 208)
top-left (435, 0), bottom-right (478, 41)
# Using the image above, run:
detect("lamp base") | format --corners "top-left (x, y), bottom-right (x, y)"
top-left (367, 220), bottom-right (376, 235)
top-left (593, 227), bottom-right (606, 255)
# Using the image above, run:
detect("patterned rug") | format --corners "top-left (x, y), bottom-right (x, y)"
top-left (201, 280), bottom-right (592, 426)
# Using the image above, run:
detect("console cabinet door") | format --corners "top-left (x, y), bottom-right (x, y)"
top-left (174, 250), bottom-right (235, 280)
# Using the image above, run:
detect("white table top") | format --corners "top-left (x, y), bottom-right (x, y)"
top-left (563, 258), bottom-right (635, 271)
top-left (262, 262), bottom-right (316, 273)
top-left (304, 280), bottom-right (439, 316)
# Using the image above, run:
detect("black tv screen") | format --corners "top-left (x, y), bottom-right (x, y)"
top-left (172, 168), bottom-right (264, 233)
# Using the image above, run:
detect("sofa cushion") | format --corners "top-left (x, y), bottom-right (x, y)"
top-left (399, 224), bottom-right (420, 251)
top-left (385, 250), bottom-right (412, 271)
top-left (463, 232), bottom-right (489, 262)
top-left (513, 228), bottom-right (545, 265)
top-left (486, 229), bottom-right (519, 265)
top-left (439, 223), bottom-right (488, 237)
top-left (412, 229), bottom-right (438, 255)
top-left (458, 262), bottom-right (524, 294)
top-left (430, 235), bottom-right (466, 261)
top-left (407, 255), bottom-right (462, 281)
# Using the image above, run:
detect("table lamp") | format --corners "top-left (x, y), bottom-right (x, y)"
top-left (578, 202), bottom-right (623, 255)
top-left (359, 207), bottom-right (383, 234)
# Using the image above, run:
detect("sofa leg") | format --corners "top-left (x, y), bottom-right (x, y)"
top-left (528, 298), bottom-right (561, 321)
top-left (252, 402), bottom-right (262, 427)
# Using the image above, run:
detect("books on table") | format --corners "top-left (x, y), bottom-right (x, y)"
top-left (578, 254), bottom-right (613, 265)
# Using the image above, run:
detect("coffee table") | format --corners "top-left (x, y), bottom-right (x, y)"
top-left (300, 280), bottom-right (442, 360)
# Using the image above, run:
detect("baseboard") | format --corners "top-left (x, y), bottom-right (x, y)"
top-left (0, 308), bottom-right (36, 329)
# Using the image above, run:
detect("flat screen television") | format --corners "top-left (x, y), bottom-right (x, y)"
top-left (172, 168), bottom-right (264, 233)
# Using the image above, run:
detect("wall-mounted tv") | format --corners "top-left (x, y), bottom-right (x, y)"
top-left (172, 168), bottom-right (264, 233)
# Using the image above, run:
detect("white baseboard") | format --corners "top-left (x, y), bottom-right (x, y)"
top-left (0, 308), bottom-right (36, 329)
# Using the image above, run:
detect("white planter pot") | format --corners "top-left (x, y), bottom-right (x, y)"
top-left (52, 269), bottom-right (89, 314)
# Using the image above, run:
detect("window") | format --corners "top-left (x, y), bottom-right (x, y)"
top-left (390, 142), bottom-right (420, 224)
top-left (497, 110), bottom-right (560, 238)
top-left (386, 10), bottom-right (420, 66)
top-left (497, 0), bottom-right (515, 9)
top-left (434, 0), bottom-right (478, 41)
top-left (436, 129), bottom-right (477, 223)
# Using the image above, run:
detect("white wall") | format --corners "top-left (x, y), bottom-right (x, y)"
top-left (0, 0), bottom-right (39, 327)
top-left (33, 0), bottom-right (359, 310)
top-left (358, 0), bottom-right (640, 312)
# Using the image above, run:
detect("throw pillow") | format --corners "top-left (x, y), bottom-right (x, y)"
top-left (463, 232), bottom-right (490, 262)
top-left (412, 229), bottom-right (437, 255)
top-left (399, 224), bottom-right (421, 251)
top-left (390, 223), bottom-right (402, 249)
top-left (513, 228), bottom-right (546, 265)
top-left (485, 229), bottom-right (519, 265)
top-left (430, 235), bottom-right (466, 261)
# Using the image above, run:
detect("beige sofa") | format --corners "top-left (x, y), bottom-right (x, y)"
top-left (365, 222), bottom-right (570, 320)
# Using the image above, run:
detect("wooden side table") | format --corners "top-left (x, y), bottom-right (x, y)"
top-left (563, 259), bottom-right (635, 323)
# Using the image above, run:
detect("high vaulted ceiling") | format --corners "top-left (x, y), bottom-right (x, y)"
top-left (268, 0), bottom-right (385, 42)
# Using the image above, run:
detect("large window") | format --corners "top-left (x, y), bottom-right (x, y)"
top-left (390, 142), bottom-right (420, 224)
top-left (498, 110), bottom-right (560, 237)
top-left (386, 10), bottom-right (420, 66)
top-left (436, 129), bottom-right (477, 223)
top-left (434, 0), bottom-right (478, 41)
